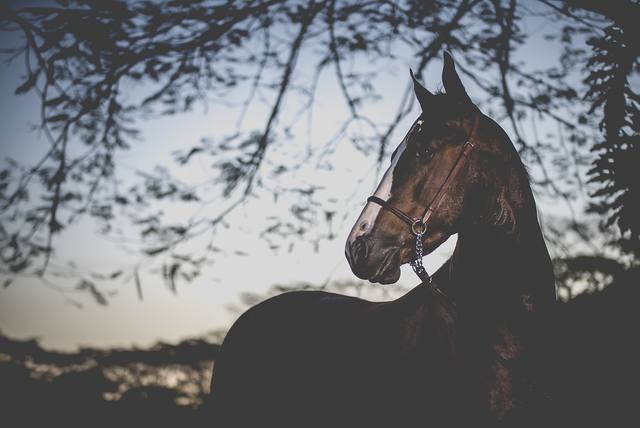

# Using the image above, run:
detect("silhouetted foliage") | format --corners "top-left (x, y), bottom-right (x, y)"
top-left (550, 274), bottom-right (640, 427)
top-left (0, 331), bottom-right (218, 427)
top-left (584, 23), bottom-right (640, 255)
top-left (0, 0), bottom-right (637, 297)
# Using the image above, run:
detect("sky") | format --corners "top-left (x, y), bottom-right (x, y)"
top-left (0, 6), bottom-right (591, 351)
top-left (0, 38), bottom-right (459, 352)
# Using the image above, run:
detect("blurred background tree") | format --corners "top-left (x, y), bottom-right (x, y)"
top-left (0, 0), bottom-right (638, 303)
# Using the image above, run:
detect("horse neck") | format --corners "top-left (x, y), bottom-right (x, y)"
top-left (449, 172), bottom-right (556, 315)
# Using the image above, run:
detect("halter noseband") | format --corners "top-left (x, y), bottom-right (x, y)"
top-left (367, 109), bottom-right (481, 287)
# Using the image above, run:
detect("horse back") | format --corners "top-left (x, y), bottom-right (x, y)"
top-left (208, 289), bottom-right (465, 427)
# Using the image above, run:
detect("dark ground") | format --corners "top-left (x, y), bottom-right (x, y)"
top-left (1, 278), bottom-right (639, 427)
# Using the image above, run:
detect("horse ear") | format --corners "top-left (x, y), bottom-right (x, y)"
top-left (442, 52), bottom-right (471, 102)
top-left (410, 69), bottom-right (433, 112)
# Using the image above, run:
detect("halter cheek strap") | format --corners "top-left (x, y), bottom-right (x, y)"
top-left (366, 109), bottom-right (481, 287)
top-left (366, 196), bottom-right (415, 226)
top-left (366, 139), bottom-right (476, 233)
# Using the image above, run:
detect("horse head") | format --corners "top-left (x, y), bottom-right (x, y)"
top-left (346, 52), bottom-right (522, 284)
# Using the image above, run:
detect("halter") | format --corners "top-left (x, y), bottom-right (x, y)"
top-left (367, 109), bottom-right (481, 289)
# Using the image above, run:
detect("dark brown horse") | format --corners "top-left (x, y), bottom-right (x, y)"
top-left (208, 53), bottom-right (556, 427)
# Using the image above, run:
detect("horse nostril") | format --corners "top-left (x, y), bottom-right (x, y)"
top-left (359, 221), bottom-right (369, 232)
top-left (352, 236), bottom-right (369, 264)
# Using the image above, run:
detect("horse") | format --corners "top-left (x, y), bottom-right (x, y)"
top-left (208, 52), bottom-right (556, 427)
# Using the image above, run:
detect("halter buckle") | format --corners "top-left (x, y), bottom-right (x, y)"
top-left (411, 220), bottom-right (427, 236)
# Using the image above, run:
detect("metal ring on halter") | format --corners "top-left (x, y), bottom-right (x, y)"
top-left (411, 220), bottom-right (427, 236)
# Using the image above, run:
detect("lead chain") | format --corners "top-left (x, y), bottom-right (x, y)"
top-left (410, 232), bottom-right (431, 284)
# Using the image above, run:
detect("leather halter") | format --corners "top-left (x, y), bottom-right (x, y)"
top-left (367, 109), bottom-right (480, 237)
top-left (366, 109), bottom-right (481, 288)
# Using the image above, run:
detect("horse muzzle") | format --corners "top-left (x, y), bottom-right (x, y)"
top-left (345, 235), bottom-right (402, 284)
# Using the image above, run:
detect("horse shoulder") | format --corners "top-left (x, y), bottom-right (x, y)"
top-left (215, 290), bottom-right (369, 370)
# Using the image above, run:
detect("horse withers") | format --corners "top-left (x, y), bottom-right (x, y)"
top-left (208, 52), bottom-right (556, 427)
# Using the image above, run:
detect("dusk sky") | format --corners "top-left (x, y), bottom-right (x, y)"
top-left (0, 8), bottom-right (592, 351)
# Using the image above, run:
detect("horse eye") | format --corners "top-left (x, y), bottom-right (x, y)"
top-left (416, 145), bottom-right (435, 161)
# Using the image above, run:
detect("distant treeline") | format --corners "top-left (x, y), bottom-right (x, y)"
top-left (2, 279), bottom-right (639, 427)
top-left (1, 334), bottom-right (219, 427)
